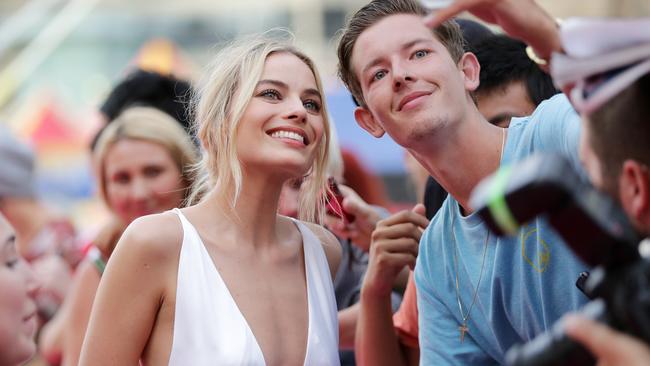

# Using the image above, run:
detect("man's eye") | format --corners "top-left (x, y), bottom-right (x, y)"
top-left (372, 70), bottom-right (386, 82)
top-left (413, 50), bottom-right (430, 59)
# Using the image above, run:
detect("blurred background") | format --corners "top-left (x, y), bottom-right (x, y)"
top-left (0, 0), bottom-right (648, 232)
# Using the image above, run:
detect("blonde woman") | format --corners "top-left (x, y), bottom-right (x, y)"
top-left (42, 106), bottom-right (197, 366)
top-left (79, 34), bottom-right (342, 365)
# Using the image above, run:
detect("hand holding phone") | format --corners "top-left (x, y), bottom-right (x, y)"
top-left (326, 177), bottom-right (356, 224)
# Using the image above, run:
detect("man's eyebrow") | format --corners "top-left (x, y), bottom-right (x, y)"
top-left (361, 38), bottom-right (433, 75)
top-left (401, 38), bottom-right (433, 51)
top-left (361, 57), bottom-right (384, 76)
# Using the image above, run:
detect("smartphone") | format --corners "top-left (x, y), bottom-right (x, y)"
top-left (326, 177), bottom-right (356, 224)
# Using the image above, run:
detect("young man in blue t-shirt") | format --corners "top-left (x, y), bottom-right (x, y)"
top-left (337, 0), bottom-right (590, 363)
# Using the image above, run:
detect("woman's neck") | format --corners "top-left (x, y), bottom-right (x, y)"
top-left (201, 171), bottom-right (289, 250)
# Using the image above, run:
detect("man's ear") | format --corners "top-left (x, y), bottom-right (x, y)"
top-left (354, 106), bottom-right (385, 138)
top-left (458, 52), bottom-right (480, 92)
top-left (618, 159), bottom-right (650, 227)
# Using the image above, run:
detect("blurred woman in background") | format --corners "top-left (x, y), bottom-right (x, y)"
top-left (40, 106), bottom-right (197, 366)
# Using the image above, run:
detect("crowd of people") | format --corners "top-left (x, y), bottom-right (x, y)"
top-left (1, 0), bottom-right (649, 365)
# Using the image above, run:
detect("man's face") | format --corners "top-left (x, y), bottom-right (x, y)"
top-left (579, 116), bottom-right (648, 233)
top-left (350, 14), bottom-right (477, 149)
top-left (476, 81), bottom-right (537, 128)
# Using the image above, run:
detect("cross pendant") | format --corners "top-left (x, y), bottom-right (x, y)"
top-left (459, 324), bottom-right (469, 343)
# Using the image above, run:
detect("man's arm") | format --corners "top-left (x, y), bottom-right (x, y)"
top-left (355, 205), bottom-right (428, 366)
top-left (425, 0), bottom-right (562, 70)
top-left (339, 303), bottom-right (359, 350)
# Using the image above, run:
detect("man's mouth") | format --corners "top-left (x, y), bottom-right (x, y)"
top-left (398, 91), bottom-right (432, 111)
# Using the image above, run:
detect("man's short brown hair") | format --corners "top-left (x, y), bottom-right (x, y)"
top-left (337, 0), bottom-right (465, 107)
top-left (588, 74), bottom-right (650, 196)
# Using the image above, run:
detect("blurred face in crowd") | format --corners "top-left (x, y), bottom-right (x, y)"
top-left (476, 81), bottom-right (537, 128)
top-left (103, 139), bottom-right (186, 224)
top-left (0, 215), bottom-right (38, 366)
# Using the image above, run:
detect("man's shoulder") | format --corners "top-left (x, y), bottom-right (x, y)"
top-left (510, 94), bottom-right (574, 129)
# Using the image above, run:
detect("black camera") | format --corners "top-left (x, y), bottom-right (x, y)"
top-left (469, 153), bottom-right (650, 366)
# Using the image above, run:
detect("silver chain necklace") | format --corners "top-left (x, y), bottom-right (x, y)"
top-left (451, 128), bottom-right (506, 343)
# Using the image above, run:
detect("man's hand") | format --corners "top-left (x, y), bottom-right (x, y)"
top-left (362, 204), bottom-right (429, 298)
top-left (565, 314), bottom-right (650, 366)
top-left (325, 185), bottom-right (383, 252)
top-left (423, 0), bottom-right (561, 62)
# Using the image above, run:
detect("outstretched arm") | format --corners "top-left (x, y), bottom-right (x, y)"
top-left (425, 0), bottom-right (562, 68)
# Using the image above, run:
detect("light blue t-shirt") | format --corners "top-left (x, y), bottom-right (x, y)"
top-left (415, 94), bottom-right (590, 365)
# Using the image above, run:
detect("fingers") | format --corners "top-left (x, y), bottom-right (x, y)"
top-left (423, 0), bottom-right (469, 28)
top-left (339, 185), bottom-right (372, 217)
top-left (372, 222), bottom-right (425, 244)
top-left (564, 314), bottom-right (650, 365)
top-left (372, 237), bottom-right (420, 258)
top-left (378, 209), bottom-right (430, 231)
top-left (412, 203), bottom-right (426, 216)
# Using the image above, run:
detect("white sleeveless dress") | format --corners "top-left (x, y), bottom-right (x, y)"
top-left (167, 209), bottom-right (340, 366)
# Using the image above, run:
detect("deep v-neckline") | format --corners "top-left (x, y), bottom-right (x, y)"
top-left (180, 212), bottom-right (313, 366)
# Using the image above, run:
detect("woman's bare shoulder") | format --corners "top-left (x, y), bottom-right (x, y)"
top-left (116, 212), bottom-right (184, 263)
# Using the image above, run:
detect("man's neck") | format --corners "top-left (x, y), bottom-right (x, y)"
top-left (410, 111), bottom-right (506, 212)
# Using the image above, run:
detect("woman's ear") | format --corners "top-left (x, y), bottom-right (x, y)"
top-left (354, 107), bottom-right (385, 138)
top-left (459, 52), bottom-right (480, 92)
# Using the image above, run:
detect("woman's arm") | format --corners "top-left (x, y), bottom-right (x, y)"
top-left (61, 261), bottom-right (100, 366)
top-left (78, 215), bottom-right (179, 365)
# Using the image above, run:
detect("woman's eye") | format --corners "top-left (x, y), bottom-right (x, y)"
top-left (260, 89), bottom-right (281, 100)
top-left (112, 173), bottom-right (130, 184)
top-left (413, 50), bottom-right (430, 59)
top-left (143, 166), bottom-right (163, 178)
top-left (5, 258), bottom-right (18, 269)
top-left (303, 100), bottom-right (321, 112)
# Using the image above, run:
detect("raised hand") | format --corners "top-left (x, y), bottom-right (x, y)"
top-left (362, 204), bottom-right (429, 298)
top-left (423, 0), bottom-right (561, 62)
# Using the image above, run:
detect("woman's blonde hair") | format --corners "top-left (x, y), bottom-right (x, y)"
top-left (189, 31), bottom-right (331, 224)
top-left (93, 106), bottom-right (198, 206)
